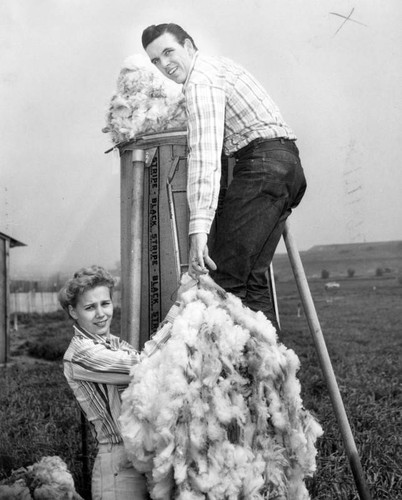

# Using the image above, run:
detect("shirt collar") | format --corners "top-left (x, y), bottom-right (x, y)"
top-left (73, 323), bottom-right (111, 344)
top-left (183, 50), bottom-right (199, 91)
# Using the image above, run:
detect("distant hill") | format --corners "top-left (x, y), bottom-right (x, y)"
top-left (273, 240), bottom-right (402, 281)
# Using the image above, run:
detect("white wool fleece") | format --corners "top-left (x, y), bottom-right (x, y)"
top-left (103, 54), bottom-right (187, 144)
top-left (120, 275), bottom-right (323, 499)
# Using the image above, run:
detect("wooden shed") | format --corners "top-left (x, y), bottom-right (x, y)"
top-left (0, 231), bottom-right (26, 365)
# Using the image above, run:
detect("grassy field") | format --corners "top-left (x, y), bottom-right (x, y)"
top-left (277, 276), bottom-right (402, 499)
top-left (1, 276), bottom-right (401, 499)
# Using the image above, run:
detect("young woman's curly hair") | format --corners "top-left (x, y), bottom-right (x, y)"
top-left (58, 265), bottom-right (116, 315)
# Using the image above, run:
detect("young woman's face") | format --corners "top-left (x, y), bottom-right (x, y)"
top-left (69, 285), bottom-right (113, 336)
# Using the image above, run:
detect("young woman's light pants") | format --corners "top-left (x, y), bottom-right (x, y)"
top-left (91, 443), bottom-right (149, 500)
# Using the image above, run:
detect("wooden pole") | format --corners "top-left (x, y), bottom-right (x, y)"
top-left (0, 237), bottom-right (10, 365)
top-left (80, 411), bottom-right (91, 500)
top-left (268, 263), bottom-right (280, 328)
top-left (282, 221), bottom-right (372, 500)
top-left (120, 149), bottom-right (145, 348)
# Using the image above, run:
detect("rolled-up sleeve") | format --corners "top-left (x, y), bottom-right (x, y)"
top-left (66, 338), bottom-right (140, 385)
top-left (185, 83), bottom-right (226, 235)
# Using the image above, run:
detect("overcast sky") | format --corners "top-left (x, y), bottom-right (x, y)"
top-left (1, 0), bottom-right (401, 278)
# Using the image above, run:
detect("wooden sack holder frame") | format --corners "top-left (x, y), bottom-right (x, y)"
top-left (107, 130), bottom-right (372, 500)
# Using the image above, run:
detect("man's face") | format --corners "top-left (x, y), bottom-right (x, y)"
top-left (146, 32), bottom-right (195, 84)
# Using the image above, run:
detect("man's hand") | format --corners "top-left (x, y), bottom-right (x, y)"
top-left (188, 232), bottom-right (217, 280)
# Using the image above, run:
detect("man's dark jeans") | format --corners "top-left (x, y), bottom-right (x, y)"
top-left (209, 139), bottom-right (306, 327)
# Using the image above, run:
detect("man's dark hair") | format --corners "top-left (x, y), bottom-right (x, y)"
top-left (142, 23), bottom-right (198, 51)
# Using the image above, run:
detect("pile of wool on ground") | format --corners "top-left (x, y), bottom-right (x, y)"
top-left (102, 54), bottom-right (187, 144)
top-left (0, 456), bottom-right (84, 500)
top-left (120, 275), bottom-right (323, 500)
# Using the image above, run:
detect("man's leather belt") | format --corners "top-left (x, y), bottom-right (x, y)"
top-left (233, 137), bottom-right (294, 159)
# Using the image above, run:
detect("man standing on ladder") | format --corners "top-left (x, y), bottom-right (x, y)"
top-left (142, 23), bottom-right (306, 328)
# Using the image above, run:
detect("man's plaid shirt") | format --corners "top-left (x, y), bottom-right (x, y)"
top-left (183, 52), bottom-right (296, 236)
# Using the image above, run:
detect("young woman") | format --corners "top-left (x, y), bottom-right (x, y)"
top-left (59, 265), bottom-right (149, 500)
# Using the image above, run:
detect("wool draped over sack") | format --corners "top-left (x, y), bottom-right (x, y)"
top-left (120, 275), bottom-right (323, 500)
top-left (102, 54), bottom-right (187, 144)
